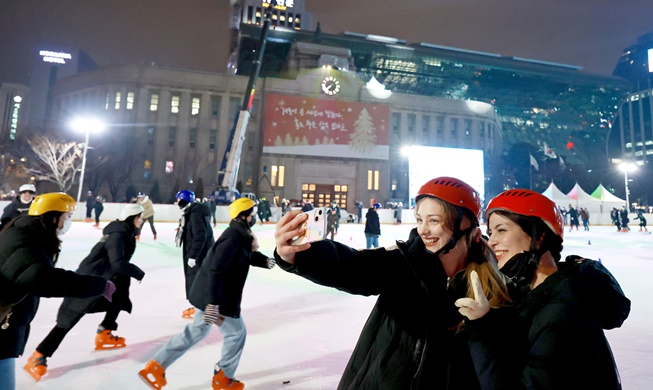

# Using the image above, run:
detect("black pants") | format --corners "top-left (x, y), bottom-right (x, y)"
top-left (86, 206), bottom-right (93, 219)
top-left (95, 210), bottom-right (103, 224)
top-left (137, 216), bottom-right (157, 236)
top-left (36, 306), bottom-right (121, 358)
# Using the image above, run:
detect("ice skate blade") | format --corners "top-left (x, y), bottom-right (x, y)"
top-left (138, 370), bottom-right (164, 389)
top-left (95, 343), bottom-right (126, 351)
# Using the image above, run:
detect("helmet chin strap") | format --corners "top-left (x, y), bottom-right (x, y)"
top-left (435, 209), bottom-right (476, 255)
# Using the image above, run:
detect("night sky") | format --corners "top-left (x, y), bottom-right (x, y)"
top-left (1, 0), bottom-right (652, 84)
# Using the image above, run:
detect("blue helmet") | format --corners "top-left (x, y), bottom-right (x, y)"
top-left (373, 203), bottom-right (382, 209)
top-left (176, 190), bottom-right (195, 203)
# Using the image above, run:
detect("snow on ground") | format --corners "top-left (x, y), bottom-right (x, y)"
top-left (13, 221), bottom-right (653, 389)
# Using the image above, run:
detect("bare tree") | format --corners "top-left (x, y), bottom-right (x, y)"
top-left (26, 135), bottom-right (82, 192)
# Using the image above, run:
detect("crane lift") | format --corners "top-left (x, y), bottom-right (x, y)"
top-left (213, 1), bottom-right (276, 204)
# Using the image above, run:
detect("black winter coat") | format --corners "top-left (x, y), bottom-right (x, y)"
top-left (0, 216), bottom-right (106, 359)
top-left (364, 209), bottom-right (380, 236)
top-left (275, 230), bottom-right (514, 390)
top-left (508, 256), bottom-right (630, 390)
top-left (180, 203), bottom-right (214, 297)
top-left (55, 220), bottom-right (144, 328)
top-left (189, 219), bottom-right (270, 317)
top-left (0, 197), bottom-right (32, 228)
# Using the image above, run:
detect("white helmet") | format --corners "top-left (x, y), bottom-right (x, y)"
top-left (19, 184), bottom-right (36, 193)
top-left (119, 204), bottom-right (144, 221)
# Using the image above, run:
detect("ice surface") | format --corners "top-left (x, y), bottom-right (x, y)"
top-left (13, 221), bottom-right (653, 389)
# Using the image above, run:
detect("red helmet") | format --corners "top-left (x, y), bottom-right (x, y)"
top-left (485, 189), bottom-right (564, 238)
top-left (416, 177), bottom-right (482, 223)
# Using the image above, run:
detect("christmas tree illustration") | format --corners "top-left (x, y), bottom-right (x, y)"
top-left (349, 108), bottom-right (377, 154)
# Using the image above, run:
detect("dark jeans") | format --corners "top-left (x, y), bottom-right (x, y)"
top-left (86, 206), bottom-right (93, 219)
top-left (137, 216), bottom-right (157, 236)
top-left (37, 305), bottom-right (121, 357)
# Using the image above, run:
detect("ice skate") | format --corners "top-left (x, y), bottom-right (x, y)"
top-left (136, 234), bottom-right (141, 241)
top-left (95, 329), bottom-right (126, 350)
top-left (138, 359), bottom-right (167, 389)
top-left (94, 222), bottom-right (100, 227)
top-left (24, 351), bottom-right (47, 382)
top-left (85, 217), bottom-right (93, 222)
top-left (181, 307), bottom-right (195, 319)
top-left (153, 234), bottom-right (157, 240)
top-left (212, 369), bottom-right (245, 390)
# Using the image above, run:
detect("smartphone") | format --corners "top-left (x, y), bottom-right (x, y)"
top-left (291, 207), bottom-right (327, 245)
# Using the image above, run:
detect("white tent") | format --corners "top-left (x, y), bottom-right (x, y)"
top-left (567, 182), bottom-right (604, 213)
top-left (591, 184), bottom-right (626, 212)
top-left (542, 182), bottom-right (575, 209)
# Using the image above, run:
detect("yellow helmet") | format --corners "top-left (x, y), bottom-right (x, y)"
top-left (229, 197), bottom-right (256, 219)
top-left (29, 192), bottom-right (77, 216)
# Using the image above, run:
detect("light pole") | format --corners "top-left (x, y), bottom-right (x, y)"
top-left (71, 118), bottom-right (104, 203)
top-left (619, 162), bottom-right (637, 211)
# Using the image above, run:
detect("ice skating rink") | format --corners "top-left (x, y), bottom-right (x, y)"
top-left (14, 221), bottom-right (653, 389)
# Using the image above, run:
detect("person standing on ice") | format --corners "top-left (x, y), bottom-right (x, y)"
top-left (0, 193), bottom-right (112, 389)
top-left (136, 192), bottom-right (157, 240)
top-left (24, 204), bottom-right (146, 382)
top-left (273, 177), bottom-right (516, 389)
top-left (634, 210), bottom-right (648, 232)
top-left (485, 189), bottom-right (631, 389)
top-left (174, 190), bottom-right (214, 319)
top-left (1, 184), bottom-right (37, 229)
top-left (93, 195), bottom-right (104, 228)
top-left (139, 198), bottom-right (276, 390)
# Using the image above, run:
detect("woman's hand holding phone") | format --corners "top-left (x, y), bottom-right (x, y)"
top-left (275, 210), bottom-right (311, 264)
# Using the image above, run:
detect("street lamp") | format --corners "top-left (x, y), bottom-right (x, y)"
top-left (71, 118), bottom-right (104, 203)
top-left (618, 162), bottom-right (637, 211)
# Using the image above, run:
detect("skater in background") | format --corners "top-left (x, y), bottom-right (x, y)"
top-left (206, 196), bottom-right (217, 227)
top-left (326, 207), bottom-right (339, 240)
top-left (567, 204), bottom-right (579, 231)
top-left (139, 198), bottom-right (275, 390)
top-left (137, 192), bottom-right (157, 240)
top-left (579, 207), bottom-right (590, 231)
top-left (620, 207), bottom-right (630, 232)
top-left (273, 177), bottom-right (515, 389)
top-left (257, 198), bottom-right (271, 224)
top-left (611, 207), bottom-right (622, 232)
top-left (1, 184), bottom-right (37, 229)
top-left (355, 200), bottom-right (364, 223)
top-left (634, 210), bottom-right (648, 232)
top-left (394, 202), bottom-right (403, 224)
top-left (25, 204), bottom-right (145, 382)
top-left (93, 195), bottom-right (104, 228)
top-left (281, 198), bottom-right (290, 217)
top-left (363, 203), bottom-right (381, 249)
top-left (175, 190), bottom-right (214, 319)
top-left (85, 191), bottom-right (96, 222)
top-left (485, 189), bottom-right (630, 389)
top-left (330, 200), bottom-right (341, 234)
top-left (1, 193), bottom-right (112, 388)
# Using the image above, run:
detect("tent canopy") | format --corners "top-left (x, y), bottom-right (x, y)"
top-left (542, 182), bottom-right (575, 209)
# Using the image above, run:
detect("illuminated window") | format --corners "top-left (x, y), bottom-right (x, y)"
top-left (114, 92), bottom-right (121, 110)
top-left (189, 128), bottom-right (197, 148)
top-left (464, 119), bottom-right (472, 136)
top-left (168, 126), bottom-right (176, 147)
top-left (126, 91), bottom-right (135, 110)
top-left (165, 160), bottom-right (174, 173)
top-left (150, 93), bottom-right (159, 111)
top-left (171, 95), bottom-right (180, 114)
top-left (191, 97), bottom-right (200, 116)
top-left (271, 165), bottom-right (285, 187)
top-left (105, 93), bottom-right (110, 110)
top-left (209, 129), bottom-right (217, 150)
top-left (368, 170), bottom-right (380, 190)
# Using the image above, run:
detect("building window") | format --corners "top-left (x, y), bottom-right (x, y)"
top-left (392, 113), bottom-right (401, 136)
top-left (464, 119), bottom-right (472, 136)
top-left (422, 115), bottom-right (430, 136)
top-left (450, 118), bottom-right (458, 137)
top-left (407, 114), bottom-right (416, 135)
top-left (368, 170), bottom-right (380, 190)
top-left (209, 129), bottom-right (217, 150)
top-left (229, 97), bottom-right (240, 121)
top-left (147, 126), bottom-right (155, 145)
top-left (105, 93), bottom-right (110, 110)
top-left (168, 126), bottom-right (176, 147)
top-left (165, 160), bottom-right (174, 173)
top-left (436, 116), bottom-right (444, 135)
top-left (171, 95), bottom-right (180, 114)
top-left (479, 122), bottom-right (485, 138)
top-left (191, 97), bottom-right (200, 116)
top-left (189, 128), bottom-right (197, 148)
top-left (114, 92), bottom-right (121, 110)
top-left (126, 91), bottom-right (135, 110)
top-left (211, 96), bottom-right (221, 117)
top-left (150, 93), bottom-right (159, 111)
top-left (271, 165), bottom-right (285, 187)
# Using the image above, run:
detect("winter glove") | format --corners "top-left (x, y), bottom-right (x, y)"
top-left (188, 258), bottom-right (196, 268)
top-left (103, 281), bottom-right (117, 302)
top-left (266, 258), bottom-right (276, 269)
top-left (204, 304), bottom-right (224, 326)
top-left (454, 270), bottom-right (490, 321)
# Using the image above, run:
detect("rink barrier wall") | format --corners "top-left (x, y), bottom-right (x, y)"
top-left (0, 201), bottom-right (647, 226)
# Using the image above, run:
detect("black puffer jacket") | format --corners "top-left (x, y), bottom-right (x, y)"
top-left (0, 216), bottom-right (106, 359)
top-left (275, 229), bottom-right (514, 390)
top-left (510, 256), bottom-right (630, 390)
top-left (55, 220), bottom-right (145, 328)
top-left (364, 208), bottom-right (380, 236)
top-left (179, 203), bottom-right (214, 297)
top-left (0, 197), bottom-right (32, 228)
top-left (189, 219), bottom-right (270, 317)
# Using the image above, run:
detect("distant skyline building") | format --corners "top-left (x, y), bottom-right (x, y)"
top-left (610, 31), bottom-right (653, 166)
top-left (0, 83), bottom-right (29, 141)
